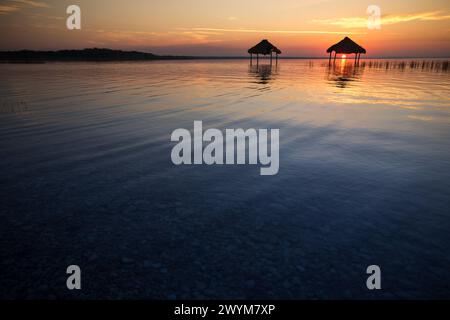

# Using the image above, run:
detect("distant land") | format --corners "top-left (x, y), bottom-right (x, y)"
top-left (0, 48), bottom-right (195, 62)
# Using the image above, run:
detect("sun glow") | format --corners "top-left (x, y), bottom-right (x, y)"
top-left (342, 54), bottom-right (347, 59)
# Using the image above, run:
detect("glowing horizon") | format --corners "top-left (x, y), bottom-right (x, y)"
top-left (0, 0), bottom-right (449, 57)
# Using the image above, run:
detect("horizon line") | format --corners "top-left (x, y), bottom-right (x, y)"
top-left (1, 48), bottom-right (449, 60)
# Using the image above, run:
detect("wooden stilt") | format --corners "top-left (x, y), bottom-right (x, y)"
top-left (333, 52), bottom-right (337, 64)
top-left (328, 52), bottom-right (332, 65)
top-left (270, 52), bottom-right (273, 65)
top-left (250, 53), bottom-right (252, 66)
top-left (257, 54), bottom-right (259, 66)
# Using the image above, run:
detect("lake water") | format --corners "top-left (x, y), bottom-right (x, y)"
top-left (1, 59), bottom-right (449, 299)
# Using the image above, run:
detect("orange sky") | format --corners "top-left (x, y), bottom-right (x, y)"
top-left (0, 0), bottom-right (449, 56)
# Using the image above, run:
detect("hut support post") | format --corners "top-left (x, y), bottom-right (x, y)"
top-left (250, 53), bottom-right (252, 65)
top-left (270, 52), bottom-right (273, 65)
top-left (276, 53), bottom-right (278, 65)
top-left (328, 52), bottom-right (332, 65)
top-left (257, 54), bottom-right (259, 66)
top-left (333, 52), bottom-right (337, 64)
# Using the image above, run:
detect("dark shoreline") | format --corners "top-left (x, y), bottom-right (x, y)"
top-left (0, 48), bottom-right (194, 63)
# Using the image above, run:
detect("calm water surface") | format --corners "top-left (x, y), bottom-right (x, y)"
top-left (1, 59), bottom-right (449, 298)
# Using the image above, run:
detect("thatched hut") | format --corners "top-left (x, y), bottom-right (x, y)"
top-left (327, 37), bottom-right (366, 64)
top-left (248, 39), bottom-right (281, 65)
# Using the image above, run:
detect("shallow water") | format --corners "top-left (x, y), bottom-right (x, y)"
top-left (1, 59), bottom-right (450, 299)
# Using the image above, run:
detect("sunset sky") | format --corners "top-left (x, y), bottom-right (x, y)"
top-left (0, 0), bottom-right (449, 57)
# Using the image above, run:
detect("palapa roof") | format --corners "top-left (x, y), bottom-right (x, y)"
top-left (248, 39), bottom-right (282, 55)
top-left (327, 37), bottom-right (366, 54)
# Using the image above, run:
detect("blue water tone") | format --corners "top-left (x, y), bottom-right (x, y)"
top-left (1, 59), bottom-right (449, 299)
